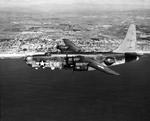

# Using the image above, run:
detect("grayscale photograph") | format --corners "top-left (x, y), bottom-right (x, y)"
top-left (0, 0), bottom-right (150, 120)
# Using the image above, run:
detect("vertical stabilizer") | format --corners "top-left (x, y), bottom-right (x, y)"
top-left (113, 24), bottom-right (137, 53)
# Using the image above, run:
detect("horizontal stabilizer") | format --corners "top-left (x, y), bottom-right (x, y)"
top-left (80, 56), bottom-right (120, 75)
top-left (89, 61), bottom-right (120, 75)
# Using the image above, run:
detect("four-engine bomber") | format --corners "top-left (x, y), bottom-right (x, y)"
top-left (25, 52), bottom-right (139, 72)
top-left (25, 24), bottom-right (143, 75)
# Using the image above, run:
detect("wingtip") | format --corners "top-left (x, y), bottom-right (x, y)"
top-left (108, 69), bottom-right (120, 76)
top-left (110, 70), bottom-right (120, 76)
top-left (115, 73), bottom-right (120, 76)
top-left (110, 72), bottom-right (120, 76)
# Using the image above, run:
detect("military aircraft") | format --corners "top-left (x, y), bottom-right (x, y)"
top-left (25, 24), bottom-right (143, 75)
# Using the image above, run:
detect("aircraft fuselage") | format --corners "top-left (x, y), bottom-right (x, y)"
top-left (25, 52), bottom-right (139, 71)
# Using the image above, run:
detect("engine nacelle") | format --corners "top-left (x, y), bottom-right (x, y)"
top-left (104, 57), bottom-right (115, 66)
top-left (63, 56), bottom-right (88, 71)
top-left (73, 62), bottom-right (88, 71)
top-left (65, 56), bottom-right (81, 66)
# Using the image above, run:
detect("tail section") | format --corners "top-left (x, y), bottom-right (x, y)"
top-left (113, 24), bottom-right (137, 53)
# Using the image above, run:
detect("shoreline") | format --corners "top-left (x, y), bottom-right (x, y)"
top-left (0, 52), bottom-right (45, 59)
top-left (0, 51), bottom-right (150, 59)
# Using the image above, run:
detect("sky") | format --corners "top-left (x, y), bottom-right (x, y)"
top-left (0, 0), bottom-right (150, 5)
top-left (0, 0), bottom-right (149, 10)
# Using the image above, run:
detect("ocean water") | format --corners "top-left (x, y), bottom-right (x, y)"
top-left (0, 57), bottom-right (150, 121)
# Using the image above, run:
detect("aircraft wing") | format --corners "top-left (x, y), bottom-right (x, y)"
top-left (80, 56), bottom-right (120, 75)
top-left (63, 39), bottom-right (81, 52)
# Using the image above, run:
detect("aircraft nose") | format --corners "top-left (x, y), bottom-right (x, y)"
top-left (26, 56), bottom-right (33, 61)
top-left (136, 56), bottom-right (140, 61)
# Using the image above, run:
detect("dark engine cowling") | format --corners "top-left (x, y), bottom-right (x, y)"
top-left (104, 57), bottom-right (115, 66)
top-left (65, 56), bottom-right (81, 66)
top-left (64, 56), bottom-right (88, 71)
top-left (73, 62), bottom-right (88, 71)
top-left (125, 53), bottom-right (139, 62)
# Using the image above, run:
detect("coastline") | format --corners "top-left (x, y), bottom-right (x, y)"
top-left (0, 51), bottom-right (150, 59)
top-left (0, 52), bottom-right (45, 59)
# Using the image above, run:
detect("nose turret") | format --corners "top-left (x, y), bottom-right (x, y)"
top-left (25, 56), bottom-right (33, 61)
